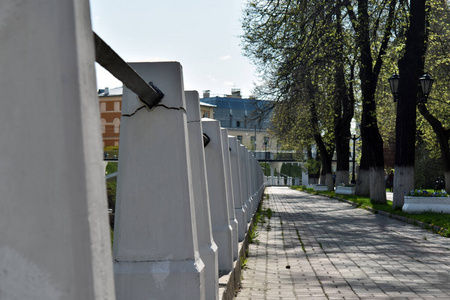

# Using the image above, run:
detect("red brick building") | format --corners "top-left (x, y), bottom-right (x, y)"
top-left (98, 87), bottom-right (215, 148)
top-left (98, 87), bottom-right (122, 147)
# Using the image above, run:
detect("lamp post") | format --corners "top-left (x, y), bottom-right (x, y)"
top-left (350, 134), bottom-right (359, 184)
top-left (388, 73), bottom-right (434, 207)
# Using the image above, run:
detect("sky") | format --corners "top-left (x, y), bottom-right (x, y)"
top-left (90, 0), bottom-right (259, 98)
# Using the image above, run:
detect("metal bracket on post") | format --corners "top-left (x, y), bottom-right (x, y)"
top-left (93, 32), bottom-right (164, 109)
top-left (203, 133), bottom-right (211, 148)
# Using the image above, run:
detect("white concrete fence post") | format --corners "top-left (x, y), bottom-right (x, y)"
top-left (247, 150), bottom-right (258, 213)
top-left (202, 119), bottom-right (234, 273)
top-left (228, 136), bottom-right (246, 242)
top-left (237, 145), bottom-right (249, 230)
top-left (113, 62), bottom-right (205, 300)
top-left (0, 1), bottom-right (115, 298)
top-left (220, 128), bottom-right (239, 261)
top-left (240, 146), bottom-right (253, 223)
top-left (186, 91), bottom-right (219, 300)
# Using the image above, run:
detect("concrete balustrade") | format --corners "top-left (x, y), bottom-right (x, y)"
top-left (202, 119), bottom-right (234, 273)
top-left (220, 128), bottom-right (239, 261)
top-left (0, 1), bottom-right (115, 298)
top-left (229, 136), bottom-right (246, 241)
top-left (186, 91), bottom-right (219, 300)
top-left (237, 145), bottom-right (249, 229)
top-left (240, 146), bottom-right (253, 223)
top-left (1, 5), bottom-right (266, 295)
top-left (113, 62), bottom-right (205, 300)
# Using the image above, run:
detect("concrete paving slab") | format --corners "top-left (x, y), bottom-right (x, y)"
top-left (235, 187), bottom-right (450, 299)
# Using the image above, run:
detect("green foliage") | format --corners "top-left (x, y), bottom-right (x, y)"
top-left (259, 162), bottom-right (271, 176)
top-left (407, 189), bottom-right (448, 197)
top-left (415, 140), bottom-right (444, 188)
top-left (105, 162), bottom-right (118, 175)
top-left (240, 256), bottom-right (248, 269)
top-left (266, 208), bottom-right (273, 220)
top-left (280, 164), bottom-right (302, 178)
top-left (104, 146), bottom-right (119, 159)
top-left (248, 224), bottom-right (260, 245)
top-left (106, 179), bottom-right (116, 212)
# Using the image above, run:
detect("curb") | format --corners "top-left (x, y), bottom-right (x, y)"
top-left (219, 196), bottom-right (263, 300)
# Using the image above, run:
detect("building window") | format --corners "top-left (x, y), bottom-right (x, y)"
top-left (100, 102), bottom-right (106, 112)
top-left (113, 118), bottom-right (120, 133)
top-left (114, 101), bottom-right (120, 111)
top-left (101, 119), bottom-right (106, 134)
top-left (202, 111), bottom-right (209, 118)
top-left (264, 136), bottom-right (269, 148)
top-left (237, 135), bottom-right (243, 143)
top-left (236, 121), bottom-right (241, 128)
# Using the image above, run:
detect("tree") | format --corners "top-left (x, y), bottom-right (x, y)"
top-left (243, 0), bottom-right (397, 203)
top-left (392, 0), bottom-right (428, 209)
top-left (243, 0), bottom-right (354, 190)
top-left (416, 0), bottom-right (450, 193)
top-left (343, 0), bottom-right (396, 203)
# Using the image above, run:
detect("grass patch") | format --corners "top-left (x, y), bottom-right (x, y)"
top-left (291, 186), bottom-right (450, 237)
top-left (248, 224), bottom-right (260, 244)
top-left (240, 256), bottom-right (248, 269)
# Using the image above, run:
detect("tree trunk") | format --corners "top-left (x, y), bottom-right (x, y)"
top-left (393, 0), bottom-right (427, 209)
top-left (356, 130), bottom-right (371, 196)
top-left (446, 171), bottom-right (450, 193)
top-left (354, 0), bottom-right (391, 204)
top-left (334, 3), bottom-right (354, 187)
top-left (370, 166), bottom-right (387, 204)
top-left (356, 167), bottom-right (370, 196)
top-left (335, 171), bottom-right (349, 187)
top-left (325, 173), bottom-right (334, 191)
top-left (418, 103), bottom-right (450, 193)
top-left (309, 91), bottom-right (334, 191)
top-left (316, 136), bottom-right (333, 191)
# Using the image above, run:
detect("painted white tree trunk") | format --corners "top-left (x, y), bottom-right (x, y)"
top-left (325, 173), bottom-right (334, 191)
top-left (355, 168), bottom-right (370, 196)
top-left (369, 167), bottom-right (387, 204)
top-left (320, 174), bottom-right (326, 185)
top-left (393, 165), bottom-right (415, 209)
top-left (336, 170), bottom-right (349, 186)
top-left (445, 171), bottom-right (450, 194)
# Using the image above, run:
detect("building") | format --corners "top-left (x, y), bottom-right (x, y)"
top-left (98, 87), bottom-right (122, 147)
top-left (200, 90), bottom-right (279, 151)
top-left (98, 87), bottom-right (216, 147)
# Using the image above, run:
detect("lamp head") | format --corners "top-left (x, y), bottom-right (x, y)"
top-left (388, 74), bottom-right (400, 102)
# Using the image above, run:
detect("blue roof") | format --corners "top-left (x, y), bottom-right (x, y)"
top-left (200, 97), bottom-right (272, 110)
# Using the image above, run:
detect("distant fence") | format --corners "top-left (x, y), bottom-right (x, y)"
top-left (253, 150), bottom-right (298, 161)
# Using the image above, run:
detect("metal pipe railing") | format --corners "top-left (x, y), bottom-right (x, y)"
top-left (93, 32), bottom-right (164, 109)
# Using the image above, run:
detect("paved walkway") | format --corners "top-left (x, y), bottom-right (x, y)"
top-left (235, 187), bottom-right (450, 299)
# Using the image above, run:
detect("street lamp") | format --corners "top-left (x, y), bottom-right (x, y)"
top-left (388, 73), bottom-right (434, 103)
top-left (388, 74), bottom-right (400, 102)
top-left (419, 73), bottom-right (434, 103)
